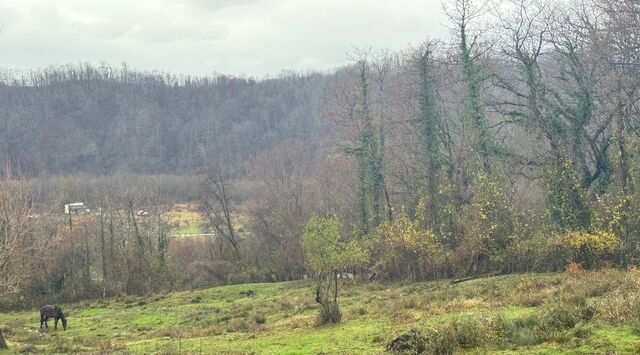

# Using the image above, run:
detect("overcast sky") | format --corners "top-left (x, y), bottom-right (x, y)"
top-left (0, 0), bottom-right (449, 77)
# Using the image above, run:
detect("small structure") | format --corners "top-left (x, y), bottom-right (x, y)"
top-left (64, 202), bottom-right (89, 215)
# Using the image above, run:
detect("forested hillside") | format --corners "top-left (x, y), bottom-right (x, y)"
top-left (0, 66), bottom-right (328, 175)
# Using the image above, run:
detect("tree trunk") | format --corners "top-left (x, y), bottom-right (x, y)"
top-left (616, 101), bottom-right (630, 194)
top-left (0, 328), bottom-right (8, 349)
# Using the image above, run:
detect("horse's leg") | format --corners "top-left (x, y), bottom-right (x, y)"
top-left (44, 317), bottom-right (49, 328)
top-left (54, 317), bottom-right (58, 330)
top-left (40, 315), bottom-right (43, 328)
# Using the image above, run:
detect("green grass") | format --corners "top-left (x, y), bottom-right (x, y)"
top-left (1, 270), bottom-right (640, 353)
top-left (166, 211), bottom-right (205, 236)
top-left (171, 223), bottom-right (203, 236)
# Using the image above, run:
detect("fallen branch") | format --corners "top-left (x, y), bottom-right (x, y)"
top-left (450, 272), bottom-right (501, 285)
top-left (450, 276), bottom-right (477, 284)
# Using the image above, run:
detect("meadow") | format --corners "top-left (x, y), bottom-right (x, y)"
top-left (1, 268), bottom-right (640, 354)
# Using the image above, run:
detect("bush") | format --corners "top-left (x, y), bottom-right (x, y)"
top-left (253, 314), bottom-right (267, 324)
top-left (374, 213), bottom-right (446, 280)
top-left (537, 304), bottom-right (578, 332)
top-left (227, 318), bottom-right (249, 332)
top-left (457, 172), bottom-right (516, 275)
top-left (387, 329), bottom-right (427, 354)
top-left (419, 317), bottom-right (485, 354)
top-left (546, 230), bottom-right (620, 269)
top-left (318, 302), bottom-right (341, 325)
top-left (303, 216), bottom-right (364, 325)
top-left (451, 317), bottom-right (483, 348)
top-left (389, 297), bottom-right (603, 353)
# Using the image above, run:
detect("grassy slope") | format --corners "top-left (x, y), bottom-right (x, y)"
top-left (1, 270), bottom-right (639, 354)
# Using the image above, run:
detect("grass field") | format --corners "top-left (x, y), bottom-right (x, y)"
top-left (1, 269), bottom-right (640, 354)
top-left (166, 210), bottom-right (205, 236)
top-left (165, 208), bottom-right (246, 236)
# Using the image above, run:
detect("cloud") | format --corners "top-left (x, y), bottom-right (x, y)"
top-left (0, 0), bottom-right (449, 77)
top-left (182, 0), bottom-right (268, 11)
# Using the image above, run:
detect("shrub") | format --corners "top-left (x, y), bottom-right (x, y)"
top-left (302, 216), bottom-right (365, 325)
top-left (227, 318), bottom-right (249, 332)
top-left (547, 231), bottom-right (620, 269)
top-left (374, 213), bottom-right (446, 280)
top-left (387, 329), bottom-right (427, 354)
top-left (537, 304), bottom-right (578, 331)
top-left (456, 172), bottom-right (516, 275)
top-left (356, 306), bottom-right (367, 316)
top-left (451, 317), bottom-right (483, 348)
top-left (253, 314), bottom-right (267, 324)
top-left (419, 317), bottom-right (485, 354)
top-left (423, 323), bottom-right (462, 355)
top-left (318, 302), bottom-right (341, 325)
top-left (593, 194), bottom-right (640, 265)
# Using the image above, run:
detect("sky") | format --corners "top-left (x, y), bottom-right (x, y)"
top-left (0, 0), bottom-right (450, 78)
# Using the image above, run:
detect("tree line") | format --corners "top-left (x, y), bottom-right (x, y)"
top-left (0, 64), bottom-right (328, 176)
top-left (303, 0), bottom-right (640, 322)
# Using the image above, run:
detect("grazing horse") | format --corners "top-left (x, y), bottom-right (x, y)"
top-left (40, 305), bottom-right (67, 331)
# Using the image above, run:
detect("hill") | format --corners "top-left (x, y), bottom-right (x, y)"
top-left (1, 269), bottom-right (639, 354)
top-left (0, 65), bottom-right (329, 176)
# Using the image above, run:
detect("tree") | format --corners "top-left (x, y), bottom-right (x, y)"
top-left (446, 0), bottom-right (496, 173)
top-left (0, 166), bottom-right (34, 296)
top-left (302, 216), bottom-right (365, 324)
top-left (329, 50), bottom-right (393, 234)
top-left (493, 0), bottom-right (597, 230)
top-left (247, 139), bottom-right (319, 281)
top-left (201, 158), bottom-right (240, 259)
top-left (597, 0), bottom-right (640, 194)
top-left (410, 42), bottom-right (442, 229)
top-left (592, 0), bottom-right (640, 265)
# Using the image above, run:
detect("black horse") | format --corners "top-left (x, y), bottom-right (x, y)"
top-left (40, 305), bottom-right (67, 331)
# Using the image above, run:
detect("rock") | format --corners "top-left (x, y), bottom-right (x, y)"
top-left (386, 329), bottom-right (426, 354)
top-left (240, 290), bottom-right (256, 297)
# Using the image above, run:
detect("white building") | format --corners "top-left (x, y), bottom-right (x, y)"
top-left (64, 202), bottom-right (89, 214)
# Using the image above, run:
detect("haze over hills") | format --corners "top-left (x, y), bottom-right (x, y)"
top-left (0, 65), bottom-right (330, 176)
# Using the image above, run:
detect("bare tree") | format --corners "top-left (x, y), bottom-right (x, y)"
top-left (445, 0), bottom-right (497, 173)
top-left (596, 0), bottom-right (640, 194)
top-left (328, 49), bottom-right (394, 233)
top-left (0, 166), bottom-right (34, 295)
top-left (201, 158), bottom-right (240, 259)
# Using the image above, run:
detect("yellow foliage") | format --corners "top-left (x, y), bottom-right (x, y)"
top-left (548, 230), bottom-right (620, 268)
top-left (374, 213), bottom-right (445, 279)
top-left (563, 230), bottom-right (620, 257)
